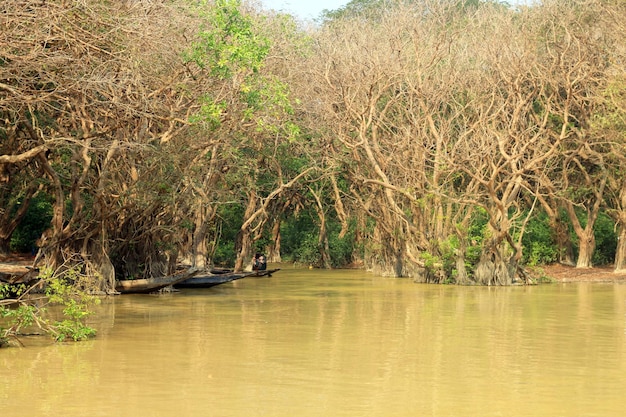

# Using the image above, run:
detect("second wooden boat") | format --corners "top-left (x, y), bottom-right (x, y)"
top-left (115, 267), bottom-right (199, 294)
top-left (174, 271), bottom-right (254, 288)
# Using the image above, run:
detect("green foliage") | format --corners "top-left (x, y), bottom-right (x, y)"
top-left (189, 94), bottom-right (227, 129)
top-left (292, 231), bottom-right (322, 266)
top-left (565, 209), bottom-right (617, 266)
top-left (521, 212), bottom-right (559, 266)
top-left (531, 267), bottom-right (556, 284)
top-left (0, 304), bottom-right (38, 346)
top-left (328, 224), bottom-right (355, 267)
top-left (518, 210), bottom-right (616, 267)
top-left (280, 211), bottom-right (356, 267)
top-left (592, 213), bottom-right (617, 265)
top-left (53, 303), bottom-right (97, 342)
top-left (420, 250), bottom-right (443, 270)
top-left (184, 0), bottom-right (270, 77)
top-left (438, 234), bottom-right (463, 282)
top-left (0, 283), bottom-right (7, 300)
top-left (320, 0), bottom-right (388, 22)
top-left (242, 77), bottom-right (299, 136)
top-left (280, 210), bottom-right (317, 262)
top-left (211, 203), bottom-right (245, 267)
top-left (43, 267), bottom-right (99, 342)
top-left (10, 194), bottom-right (53, 253)
top-left (465, 209), bottom-right (489, 266)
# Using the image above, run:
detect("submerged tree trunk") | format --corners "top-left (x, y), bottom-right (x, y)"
top-left (475, 257), bottom-right (516, 285)
top-left (475, 249), bottom-right (514, 285)
top-left (474, 224), bottom-right (520, 286)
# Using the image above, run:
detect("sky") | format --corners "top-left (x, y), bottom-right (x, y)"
top-left (259, 0), bottom-right (350, 20)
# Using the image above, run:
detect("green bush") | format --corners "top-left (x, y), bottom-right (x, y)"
top-left (521, 212), bottom-right (559, 266)
top-left (44, 267), bottom-right (99, 342)
top-left (10, 195), bottom-right (53, 253)
top-left (328, 224), bottom-right (355, 267)
top-left (280, 211), bottom-right (356, 267)
top-left (592, 213), bottom-right (617, 265)
top-left (280, 210), bottom-right (317, 262)
top-left (293, 231), bottom-right (321, 265)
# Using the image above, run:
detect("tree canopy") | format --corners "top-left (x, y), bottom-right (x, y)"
top-left (0, 0), bottom-right (625, 292)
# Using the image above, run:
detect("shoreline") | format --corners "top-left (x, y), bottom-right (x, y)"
top-left (537, 264), bottom-right (626, 283)
top-left (3, 255), bottom-right (626, 284)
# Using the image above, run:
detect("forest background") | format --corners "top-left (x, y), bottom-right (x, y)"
top-left (1, 0), bottom-right (626, 296)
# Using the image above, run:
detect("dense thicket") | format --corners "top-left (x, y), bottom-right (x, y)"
top-left (300, 0), bottom-right (626, 283)
top-left (1, 0), bottom-right (625, 292)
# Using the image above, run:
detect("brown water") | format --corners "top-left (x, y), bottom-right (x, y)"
top-left (2, 267), bottom-right (626, 417)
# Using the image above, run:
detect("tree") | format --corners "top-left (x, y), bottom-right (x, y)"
top-left (0, 0), bottom-right (205, 289)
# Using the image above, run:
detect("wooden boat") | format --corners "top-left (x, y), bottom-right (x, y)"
top-left (209, 267), bottom-right (280, 277)
top-left (174, 271), bottom-right (254, 289)
top-left (250, 268), bottom-right (280, 277)
top-left (175, 268), bottom-right (281, 289)
top-left (115, 267), bottom-right (199, 294)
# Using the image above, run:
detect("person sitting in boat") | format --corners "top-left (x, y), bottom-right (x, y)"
top-left (253, 253), bottom-right (267, 271)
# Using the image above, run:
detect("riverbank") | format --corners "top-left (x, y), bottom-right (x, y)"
top-left (538, 263), bottom-right (626, 283)
top-left (3, 254), bottom-right (626, 284)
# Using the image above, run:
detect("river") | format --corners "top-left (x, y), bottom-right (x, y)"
top-left (2, 267), bottom-right (626, 416)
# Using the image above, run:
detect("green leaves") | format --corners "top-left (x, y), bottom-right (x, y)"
top-left (190, 94), bottom-right (227, 129)
top-left (185, 1), bottom-right (298, 135)
top-left (185, 0), bottom-right (270, 78)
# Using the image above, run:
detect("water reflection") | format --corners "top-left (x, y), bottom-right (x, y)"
top-left (2, 268), bottom-right (626, 416)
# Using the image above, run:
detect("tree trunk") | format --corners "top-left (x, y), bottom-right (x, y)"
top-left (191, 203), bottom-right (209, 269)
top-left (233, 193), bottom-right (258, 272)
top-left (454, 239), bottom-right (470, 285)
top-left (475, 252), bottom-right (514, 285)
top-left (36, 153), bottom-right (65, 269)
top-left (556, 222), bottom-right (576, 266)
top-left (474, 232), bottom-right (516, 286)
top-left (614, 224), bottom-right (626, 272)
top-left (536, 194), bottom-right (576, 266)
top-left (319, 221), bottom-right (332, 269)
top-left (234, 229), bottom-right (252, 272)
top-left (266, 220), bottom-right (282, 263)
top-left (562, 174), bottom-right (605, 269)
top-left (576, 229), bottom-right (595, 268)
top-left (550, 217), bottom-right (576, 266)
top-left (393, 247), bottom-right (403, 278)
top-left (311, 187), bottom-right (332, 269)
top-left (612, 181), bottom-right (626, 272)
top-left (563, 201), bottom-right (597, 269)
top-left (0, 238), bottom-right (10, 255)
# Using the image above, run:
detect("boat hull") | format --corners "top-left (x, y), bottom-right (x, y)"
top-left (115, 268), bottom-right (199, 294)
top-left (174, 272), bottom-right (252, 288)
top-left (175, 268), bottom-right (280, 288)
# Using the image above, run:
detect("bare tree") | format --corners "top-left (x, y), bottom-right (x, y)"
top-left (1, 0), bottom-right (202, 289)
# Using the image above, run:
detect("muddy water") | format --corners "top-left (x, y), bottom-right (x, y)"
top-left (2, 268), bottom-right (626, 417)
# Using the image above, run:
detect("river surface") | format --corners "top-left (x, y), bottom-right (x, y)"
top-left (2, 267), bottom-right (626, 417)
